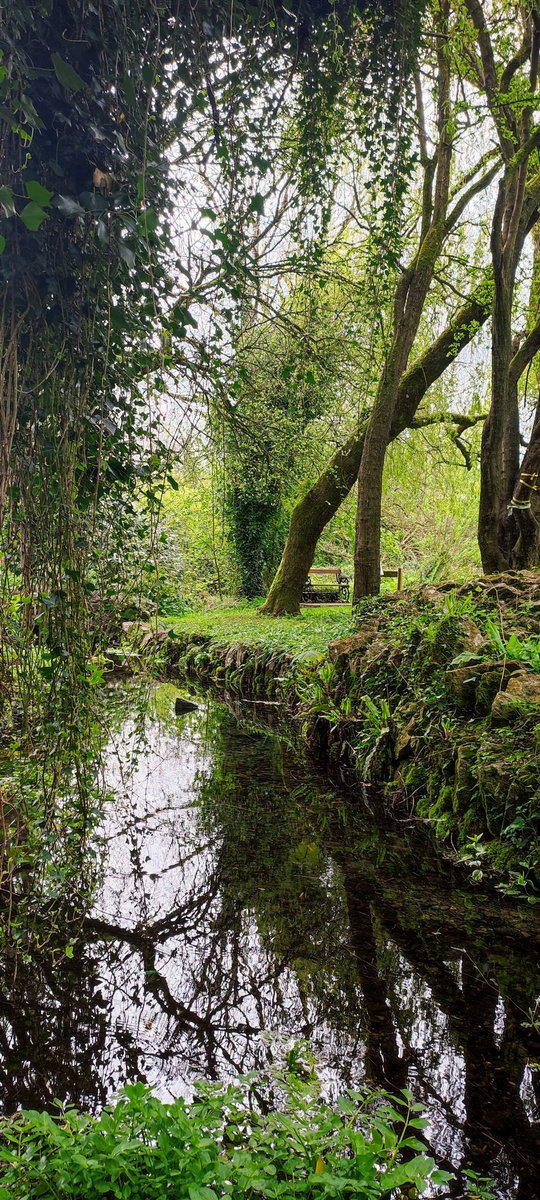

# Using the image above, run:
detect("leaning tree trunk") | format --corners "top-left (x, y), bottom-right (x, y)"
top-left (260, 430), bottom-right (367, 614)
top-left (509, 256), bottom-right (540, 566)
top-left (261, 283), bottom-right (492, 614)
top-left (352, 242), bottom-right (448, 601)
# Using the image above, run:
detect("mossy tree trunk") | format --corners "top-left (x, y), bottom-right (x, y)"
top-left (511, 389), bottom-right (540, 565)
top-left (464, 0), bottom-right (540, 571)
top-left (260, 431), bottom-right (369, 614)
top-left (509, 226), bottom-right (540, 565)
top-left (505, 227), bottom-right (540, 565)
top-left (354, 6), bottom-right (453, 601)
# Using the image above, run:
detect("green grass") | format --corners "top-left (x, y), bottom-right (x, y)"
top-left (165, 602), bottom-right (354, 662)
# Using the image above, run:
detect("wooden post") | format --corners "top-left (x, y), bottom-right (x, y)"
top-left (397, 566), bottom-right (403, 591)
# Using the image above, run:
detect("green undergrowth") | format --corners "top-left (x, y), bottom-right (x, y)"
top-left (0, 1058), bottom-right (493, 1200)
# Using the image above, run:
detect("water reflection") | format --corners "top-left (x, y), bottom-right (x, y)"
top-left (0, 687), bottom-right (538, 1198)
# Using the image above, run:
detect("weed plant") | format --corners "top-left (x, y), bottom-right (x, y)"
top-left (0, 1058), bottom-right (497, 1200)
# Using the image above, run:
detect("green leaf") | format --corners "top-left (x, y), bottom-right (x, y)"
top-left (0, 185), bottom-right (15, 216)
top-left (56, 194), bottom-right (85, 218)
top-left (383, 1155), bottom-right (434, 1189)
top-left (65, 945), bottom-right (74, 959)
top-left (122, 73), bottom-right (136, 107)
top-left (170, 304), bottom-right (197, 330)
top-left (0, 235), bottom-right (5, 254)
top-left (250, 192), bottom-right (265, 215)
top-left (51, 52), bottom-right (86, 92)
top-left (118, 242), bottom-right (136, 269)
top-left (20, 94), bottom-right (44, 129)
top-left (25, 180), bottom-right (53, 207)
top-left (19, 201), bottom-right (48, 231)
top-left (139, 207), bottom-right (159, 233)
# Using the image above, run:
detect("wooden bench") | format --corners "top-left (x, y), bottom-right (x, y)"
top-left (301, 567), bottom-right (350, 604)
top-left (382, 568), bottom-right (404, 591)
top-left (301, 566), bottom-right (403, 604)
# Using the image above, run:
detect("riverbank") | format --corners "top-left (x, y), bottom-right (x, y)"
top-left (128, 572), bottom-right (540, 897)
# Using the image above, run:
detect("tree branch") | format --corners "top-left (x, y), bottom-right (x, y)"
top-left (445, 157), bottom-right (501, 233)
top-left (509, 312), bottom-right (540, 384)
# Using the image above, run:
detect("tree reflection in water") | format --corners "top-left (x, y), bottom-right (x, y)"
top-left (0, 692), bottom-right (538, 1198)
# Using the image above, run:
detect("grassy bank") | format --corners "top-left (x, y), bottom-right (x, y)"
top-left (128, 573), bottom-right (540, 897)
top-left (166, 603), bottom-right (354, 660)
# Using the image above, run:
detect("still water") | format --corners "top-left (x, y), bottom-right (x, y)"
top-left (0, 686), bottom-right (539, 1197)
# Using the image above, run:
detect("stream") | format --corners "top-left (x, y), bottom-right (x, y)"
top-left (0, 685), bottom-right (539, 1198)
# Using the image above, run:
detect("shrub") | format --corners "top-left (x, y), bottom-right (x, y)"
top-left (0, 1067), bottom-right (457, 1199)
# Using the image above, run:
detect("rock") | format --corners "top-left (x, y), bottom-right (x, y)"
top-left (476, 758), bottom-right (509, 804)
top-left (475, 667), bottom-right (514, 715)
top-left (506, 670), bottom-right (540, 701)
top-left (456, 618), bottom-right (487, 654)
top-left (328, 620), bottom-right (380, 671)
top-left (491, 671), bottom-right (540, 724)
top-left (453, 743), bottom-right (477, 815)
top-left (174, 696), bottom-right (199, 715)
top-left (224, 645), bottom-right (237, 669)
top-left (446, 660), bottom-right (520, 711)
top-left (418, 585), bottom-right (446, 605)
top-left (236, 644), bottom-right (248, 667)
top-left (359, 635), bottom-right (395, 677)
top-left (395, 718), bottom-right (415, 762)
top-left (445, 664), bottom-right (485, 709)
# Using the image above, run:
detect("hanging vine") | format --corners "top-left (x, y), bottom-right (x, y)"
top-left (0, 0), bottom-right (423, 881)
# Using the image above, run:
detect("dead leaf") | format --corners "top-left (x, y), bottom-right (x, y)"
top-left (93, 168), bottom-right (112, 192)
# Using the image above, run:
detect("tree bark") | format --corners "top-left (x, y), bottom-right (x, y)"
top-left (353, 5), bottom-right (453, 601)
top-left (508, 225), bottom-right (540, 565)
top-left (478, 180), bottom-right (524, 570)
top-left (510, 390), bottom-right (540, 565)
top-left (465, 0), bottom-right (540, 570)
top-left (261, 284), bottom-right (492, 614)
